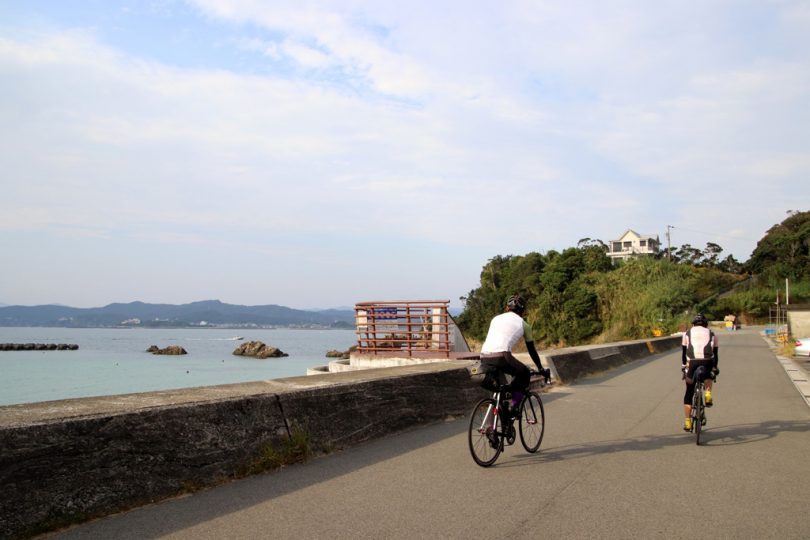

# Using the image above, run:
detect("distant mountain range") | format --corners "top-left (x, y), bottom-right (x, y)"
top-left (0, 300), bottom-right (356, 329)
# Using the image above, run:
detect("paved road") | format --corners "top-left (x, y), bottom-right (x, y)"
top-left (46, 328), bottom-right (810, 539)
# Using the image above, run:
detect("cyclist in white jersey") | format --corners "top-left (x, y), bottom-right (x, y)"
top-left (681, 313), bottom-right (719, 431)
top-left (480, 294), bottom-right (550, 412)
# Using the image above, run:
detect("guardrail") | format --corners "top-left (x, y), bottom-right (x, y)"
top-left (354, 300), bottom-right (452, 357)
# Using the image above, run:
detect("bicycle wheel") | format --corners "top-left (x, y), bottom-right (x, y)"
top-left (468, 398), bottom-right (502, 467)
top-left (693, 385), bottom-right (703, 445)
top-left (519, 392), bottom-right (545, 453)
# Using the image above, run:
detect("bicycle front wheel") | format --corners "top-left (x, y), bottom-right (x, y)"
top-left (519, 392), bottom-right (545, 453)
top-left (468, 398), bottom-right (502, 467)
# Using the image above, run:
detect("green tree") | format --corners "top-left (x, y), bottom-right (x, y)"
top-left (700, 242), bottom-right (723, 268)
top-left (747, 210), bottom-right (810, 283)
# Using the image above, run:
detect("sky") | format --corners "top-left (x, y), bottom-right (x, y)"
top-left (1, 1), bottom-right (809, 310)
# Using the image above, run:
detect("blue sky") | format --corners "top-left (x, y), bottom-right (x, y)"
top-left (1, 1), bottom-right (808, 310)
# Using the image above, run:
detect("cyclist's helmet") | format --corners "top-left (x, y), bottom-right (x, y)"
top-left (506, 294), bottom-right (527, 315)
top-left (692, 313), bottom-right (708, 327)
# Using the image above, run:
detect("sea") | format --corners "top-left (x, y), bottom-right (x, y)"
top-left (0, 327), bottom-right (357, 407)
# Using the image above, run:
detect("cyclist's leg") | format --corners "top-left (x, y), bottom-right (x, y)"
top-left (683, 361), bottom-right (699, 430)
top-left (704, 364), bottom-right (714, 405)
top-left (693, 360), bottom-right (713, 406)
top-left (503, 353), bottom-right (530, 394)
top-left (500, 354), bottom-right (530, 417)
top-left (683, 382), bottom-right (695, 430)
top-left (479, 354), bottom-right (509, 391)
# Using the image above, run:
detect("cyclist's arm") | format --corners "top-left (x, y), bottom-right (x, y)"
top-left (522, 321), bottom-right (543, 371)
top-left (526, 340), bottom-right (543, 371)
top-left (681, 345), bottom-right (688, 367)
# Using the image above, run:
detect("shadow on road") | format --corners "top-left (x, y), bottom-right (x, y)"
top-left (498, 419), bottom-right (810, 467)
top-left (568, 355), bottom-right (661, 386)
top-left (50, 389), bottom-right (571, 539)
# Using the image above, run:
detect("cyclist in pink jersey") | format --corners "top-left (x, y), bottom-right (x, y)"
top-left (681, 313), bottom-right (719, 431)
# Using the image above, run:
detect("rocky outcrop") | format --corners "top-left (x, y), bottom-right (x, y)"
top-left (0, 343), bottom-right (78, 351)
top-left (233, 341), bottom-right (288, 359)
top-left (325, 345), bottom-right (357, 359)
top-left (147, 345), bottom-right (188, 355)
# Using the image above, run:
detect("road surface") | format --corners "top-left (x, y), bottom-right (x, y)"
top-left (46, 328), bottom-right (810, 539)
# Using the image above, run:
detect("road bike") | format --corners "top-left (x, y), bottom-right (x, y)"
top-left (685, 364), bottom-right (715, 445)
top-left (467, 369), bottom-right (547, 467)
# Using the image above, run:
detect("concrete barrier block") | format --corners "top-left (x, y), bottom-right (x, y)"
top-left (279, 367), bottom-right (484, 453)
top-left (0, 396), bottom-right (288, 539)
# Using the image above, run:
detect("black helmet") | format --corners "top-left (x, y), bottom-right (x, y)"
top-left (692, 313), bottom-right (708, 327)
top-left (506, 294), bottom-right (527, 315)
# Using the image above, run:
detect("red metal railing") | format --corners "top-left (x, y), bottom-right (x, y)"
top-left (355, 300), bottom-right (452, 357)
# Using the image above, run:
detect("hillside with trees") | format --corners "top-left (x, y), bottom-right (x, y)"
top-left (457, 210), bottom-right (810, 348)
top-left (708, 210), bottom-right (810, 323)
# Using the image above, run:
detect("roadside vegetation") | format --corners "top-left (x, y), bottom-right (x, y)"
top-left (456, 210), bottom-right (810, 348)
top-left (246, 422), bottom-right (312, 475)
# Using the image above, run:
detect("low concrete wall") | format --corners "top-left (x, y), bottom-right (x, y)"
top-left (308, 352), bottom-right (480, 375)
top-left (0, 336), bottom-right (679, 539)
top-left (539, 336), bottom-right (682, 384)
top-left (0, 363), bottom-right (483, 539)
top-left (787, 306), bottom-right (810, 338)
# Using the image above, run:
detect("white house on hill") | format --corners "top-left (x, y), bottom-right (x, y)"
top-left (606, 229), bottom-right (660, 263)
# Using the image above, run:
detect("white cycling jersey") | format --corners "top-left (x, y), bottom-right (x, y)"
top-left (481, 311), bottom-right (534, 353)
top-left (682, 326), bottom-right (717, 360)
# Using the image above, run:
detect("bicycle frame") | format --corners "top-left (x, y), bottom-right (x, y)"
top-left (468, 369), bottom-right (547, 466)
top-left (689, 365), bottom-right (709, 445)
top-left (475, 387), bottom-right (508, 435)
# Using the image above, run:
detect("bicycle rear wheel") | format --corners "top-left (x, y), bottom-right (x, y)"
top-left (468, 398), bottom-right (502, 467)
top-left (693, 385), bottom-right (703, 445)
top-left (519, 392), bottom-right (545, 453)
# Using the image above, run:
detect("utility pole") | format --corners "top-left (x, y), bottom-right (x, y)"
top-left (666, 225), bottom-right (673, 261)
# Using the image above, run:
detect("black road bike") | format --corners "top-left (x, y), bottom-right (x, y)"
top-left (685, 364), bottom-right (715, 445)
top-left (467, 369), bottom-right (546, 467)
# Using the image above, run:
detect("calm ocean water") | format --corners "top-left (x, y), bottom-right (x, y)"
top-left (0, 327), bottom-right (357, 406)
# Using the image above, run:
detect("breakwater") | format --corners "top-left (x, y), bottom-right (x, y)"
top-left (0, 335), bottom-right (680, 539)
top-left (0, 343), bottom-right (78, 351)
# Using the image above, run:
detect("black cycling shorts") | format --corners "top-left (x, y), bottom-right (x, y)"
top-left (480, 352), bottom-right (530, 393)
top-left (685, 359), bottom-right (713, 384)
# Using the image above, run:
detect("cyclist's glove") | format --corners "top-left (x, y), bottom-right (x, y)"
top-left (681, 365), bottom-right (688, 379)
top-left (710, 367), bottom-right (719, 378)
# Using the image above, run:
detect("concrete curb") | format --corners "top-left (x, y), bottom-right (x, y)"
top-left (762, 333), bottom-right (810, 410)
top-left (775, 356), bottom-right (810, 409)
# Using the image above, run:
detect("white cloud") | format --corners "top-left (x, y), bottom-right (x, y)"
top-left (1, 1), bottom-right (809, 307)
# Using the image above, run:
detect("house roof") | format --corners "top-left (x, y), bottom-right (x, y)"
top-left (611, 229), bottom-right (659, 242)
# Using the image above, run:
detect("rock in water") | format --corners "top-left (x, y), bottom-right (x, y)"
top-left (148, 345), bottom-right (188, 355)
top-left (232, 340), bottom-right (288, 358)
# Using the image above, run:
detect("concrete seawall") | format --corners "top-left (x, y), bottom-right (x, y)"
top-left (0, 335), bottom-right (680, 539)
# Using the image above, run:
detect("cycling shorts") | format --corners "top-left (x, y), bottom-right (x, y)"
top-left (685, 359), bottom-right (713, 385)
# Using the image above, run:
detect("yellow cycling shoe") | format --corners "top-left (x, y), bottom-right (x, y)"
top-left (705, 389), bottom-right (713, 407)
top-left (683, 418), bottom-right (692, 432)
